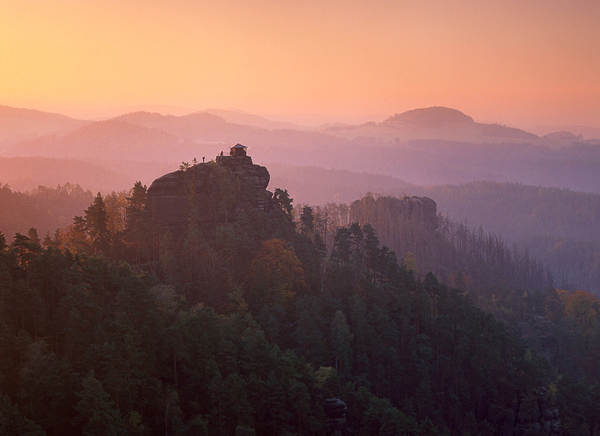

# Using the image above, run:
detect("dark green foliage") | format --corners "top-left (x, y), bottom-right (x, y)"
top-left (125, 182), bottom-right (153, 264)
top-left (273, 188), bottom-right (293, 219)
top-left (74, 371), bottom-right (127, 436)
top-left (84, 193), bottom-right (110, 255)
top-left (557, 376), bottom-right (600, 436)
top-left (0, 391), bottom-right (46, 436)
top-left (270, 188), bottom-right (296, 239)
top-left (2, 181), bottom-right (600, 435)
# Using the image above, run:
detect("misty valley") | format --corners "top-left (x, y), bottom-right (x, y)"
top-left (1, 105), bottom-right (600, 435)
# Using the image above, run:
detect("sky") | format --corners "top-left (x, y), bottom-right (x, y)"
top-left (1, 0), bottom-right (599, 128)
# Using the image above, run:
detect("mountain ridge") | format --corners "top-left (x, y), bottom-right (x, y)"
top-left (0, 104), bottom-right (89, 147)
top-left (4, 102), bottom-right (599, 143)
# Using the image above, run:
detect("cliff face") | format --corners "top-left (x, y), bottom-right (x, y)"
top-left (350, 195), bottom-right (438, 233)
top-left (147, 155), bottom-right (273, 237)
top-left (349, 195), bottom-right (439, 267)
top-left (216, 155), bottom-right (272, 210)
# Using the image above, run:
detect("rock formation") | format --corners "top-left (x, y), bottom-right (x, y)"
top-left (350, 194), bottom-right (438, 233)
top-left (323, 398), bottom-right (354, 436)
top-left (513, 387), bottom-right (561, 436)
top-left (147, 151), bottom-right (273, 238)
top-left (348, 194), bottom-right (439, 271)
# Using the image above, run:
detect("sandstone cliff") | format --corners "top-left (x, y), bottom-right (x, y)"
top-left (350, 195), bottom-right (438, 233)
top-left (349, 194), bottom-right (439, 270)
top-left (147, 155), bottom-right (273, 238)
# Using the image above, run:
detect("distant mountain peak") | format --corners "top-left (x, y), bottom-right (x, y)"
top-left (383, 106), bottom-right (475, 127)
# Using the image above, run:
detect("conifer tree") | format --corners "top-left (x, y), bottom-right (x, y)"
top-left (75, 371), bottom-right (127, 436)
top-left (84, 193), bottom-right (110, 255)
top-left (125, 182), bottom-right (152, 263)
top-left (331, 310), bottom-right (353, 378)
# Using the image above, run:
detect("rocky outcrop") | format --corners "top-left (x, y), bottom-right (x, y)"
top-left (147, 155), bottom-right (273, 237)
top-left (402, 195), bottom-right (438, 232)
top-left (323, 398), bottom-right (354, 436)
top-left (216, 155), bottom-right (272, 210)
top-left (348, 195), bottom-right (439, 271)
top-left (350, 195), bottom-right (438, 233)
top-left (513, 387), bottom-right (561, 436)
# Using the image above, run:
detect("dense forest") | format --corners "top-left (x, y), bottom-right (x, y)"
top-left (1, 165), bottom-right (600, 435)
top-left (0, 184), bottom-right (94, 241)
top-left (346, 195), bottom-right (552, 294)
top-left (413, 182), bottom-right (600, 293)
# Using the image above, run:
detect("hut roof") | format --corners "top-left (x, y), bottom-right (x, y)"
top-left (230, 143), bottom-right (248, 150)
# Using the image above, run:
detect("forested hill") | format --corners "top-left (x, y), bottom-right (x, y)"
top-left (347, 195), bottom-right (551, 296)
top-left (413, 181), bottom-right (600, 243)
top-left (0, 183), bottom-right (94, 241)
top-left (1, 163), bottom-right (600, 435)
top-left (412, 181), bottom-right (600, 292)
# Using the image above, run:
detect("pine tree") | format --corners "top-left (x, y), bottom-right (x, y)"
top-left (331, 310), bottom-right (353, 378)
top-left (125, 182), bottom-right (152, 263)
top-left (84, 193), bottom-right (110, 255)
top-left (0, 391), bottom-right (45, 436)
top-left (74, 371), bottom-right (127, 436)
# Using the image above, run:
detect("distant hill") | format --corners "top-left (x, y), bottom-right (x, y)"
top-left (4, 103), bottom-right (600, 197)
top-left (113, 111), bottom-right (262, 143)
top-left (0, 104), bottom-right (88, 147)
top-left (413, 181), bottom-right (600, 243)
top-left (0, 156), bottom-right (134, 193)
top-left (0, 105), bottom-right (82, 124)
top-left (201, 108), bottom-right (312, 131)
top-left (115, 110), bottom-right (226, 129)
top-left (325, 106), bottom-right (539, 143)
top-left (543, 131), bottom-right (583, 141)
top-left (384, 106), bottom-right (475, 127)
top-left (119, 104), bottom-right (195, 116)
top-left (532, 124), bottom-right (600, 139)
top-left (7, 119), bottom-right (182, 161)
top-left (412, 180), bottom-right (600, 291)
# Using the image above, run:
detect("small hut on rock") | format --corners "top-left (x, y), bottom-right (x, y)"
top-left (229, 143), bottom-right (247, 157)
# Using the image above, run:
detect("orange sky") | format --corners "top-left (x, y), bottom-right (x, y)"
top-left (1, 0), bottom-right (599, 128)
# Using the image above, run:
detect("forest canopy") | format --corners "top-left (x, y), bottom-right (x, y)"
top-left (1, 172), bottom-right (599, 435)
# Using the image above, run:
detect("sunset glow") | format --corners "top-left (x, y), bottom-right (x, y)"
top-left (2, 0), bottom-right (599, 127)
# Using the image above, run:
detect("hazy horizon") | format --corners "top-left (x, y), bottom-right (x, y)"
top-left (5, 102), bottom-right (600, 135)
top-left (2, 0), bottom-right (599, 131)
